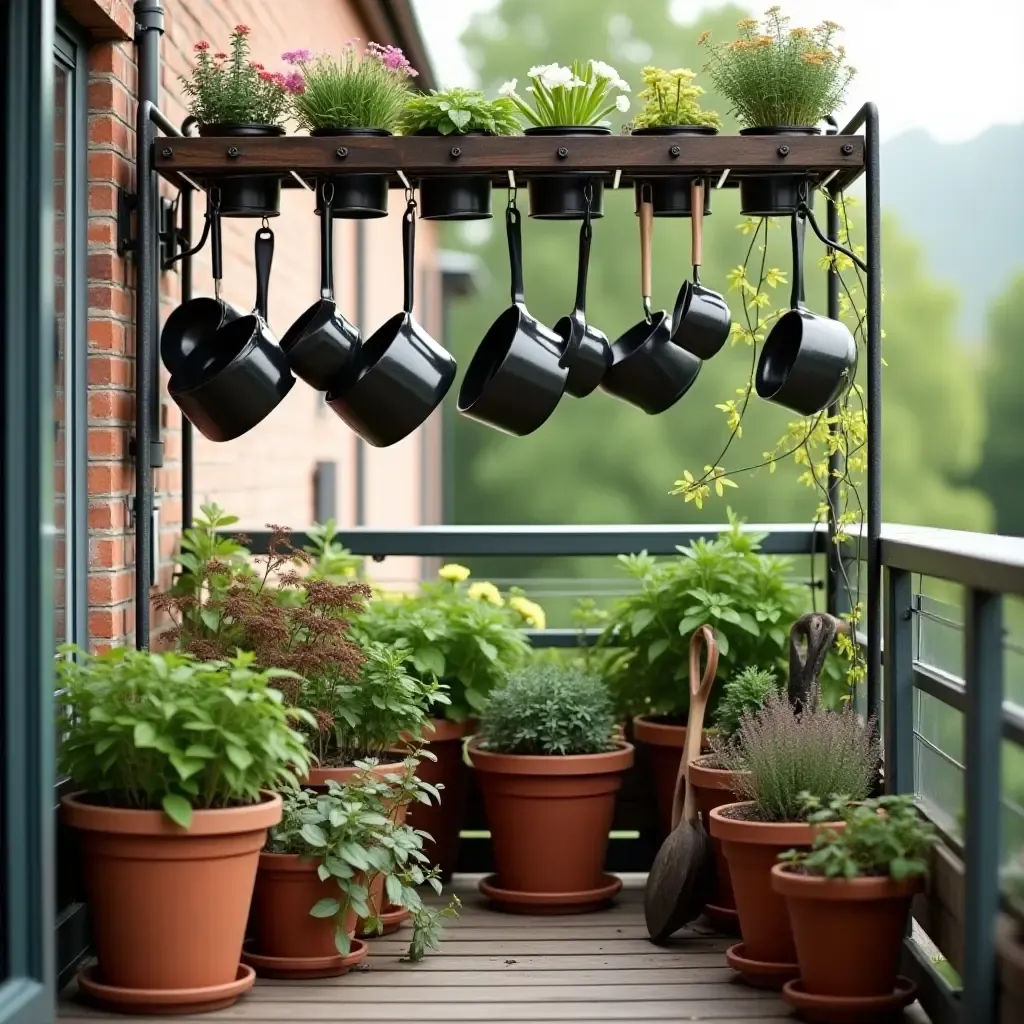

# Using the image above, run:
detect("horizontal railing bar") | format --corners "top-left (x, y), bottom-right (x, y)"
top-left (901, 933), bottom-right (961, 1024)
top-left (914, 664), bottom-right (968, 713)
top-left (525, 628), bottom-right (599, 648)
top-left (914, 730), bottom-right (967, 772)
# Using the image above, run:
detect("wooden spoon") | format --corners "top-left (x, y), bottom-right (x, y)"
top-left (644, 625), bottom-right (719, 943)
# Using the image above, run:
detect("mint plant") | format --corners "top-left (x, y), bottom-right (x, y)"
top-left (57, 646), bottom-right (313, 828)
top-left (401, 87), bottom-right (520, 135)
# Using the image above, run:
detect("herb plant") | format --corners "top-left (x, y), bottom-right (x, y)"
top-left (266, 763), bottom-right (460, 960)
top-left (699, 8), bottom-right (855, 129)
top-left (402, 87), bottom-right (520, 136)
top-left (499, 60), bottom-right (631, 128)
top-left (181, 26), bottom-right (298, 127)
top-left (778, 794), bottom-right (936, 880)
top-left (717, 691), bottom-right (878, 821)
top-left (57, 646), bottom-right (313, 828)
top-left (286, 42), bottom-right (418, 134)
top-left (303, 518), bottom-right (364, 581)
top-left (713, 666), bottom-right (781, 739)
top-left (479, 664), bottom-right (617, 756)
top-left (630, 66), bottom-right (720, 130)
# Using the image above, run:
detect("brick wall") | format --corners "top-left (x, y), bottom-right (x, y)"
top-left (75, 0), bottom-right (443, 650)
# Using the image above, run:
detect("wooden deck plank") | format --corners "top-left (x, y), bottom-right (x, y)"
top-left (235, 967), bottom-right (741, 986)
top-left (361, 952), bottom-right (727, 970)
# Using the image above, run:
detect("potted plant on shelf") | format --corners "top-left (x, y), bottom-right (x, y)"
top-left (499, 60), bottom-right (631, 218)
top-left (469, 663), bottom-right (633, 913)
top-left (630, 66), bottom-right (720, 217)
top-left (57, 646), bottom-right (312, 1014)
top-left (699, 9), bottom-right (855, 216)
top-left (770, 793), bottom-right (935, 1020)
top-left (691, 665), bottom-right (781, 931)
top-left (401, 87), bottom-right (520, 220)
top-left (353, 563), bottom-right (536, 877)
top-left (181, 26), bottom-right (298, 217)
top-left (286, 42), bottom-right (418, 218)
top-left (246, 765), bottom-right (459, 979)
top-left (998, 852), bottom-right (1024, 1024)
top-left (709, 691), bottom-right (878, 989)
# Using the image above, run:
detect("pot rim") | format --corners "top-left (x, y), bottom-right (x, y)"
top-left (468, 739), bottom-right (634, 776)
top-left (688, 758), bottom-right (750, 791)
top-left (198, 122), bottom-right (286, 135)
top-left (770, 862), bottom-right (922, 902)
top-left (632, 713), bottom-right (688, 747)
top-left (61, 789), bottom-right (282, 836)
top-left (709, 801), bottom-right (845, 845)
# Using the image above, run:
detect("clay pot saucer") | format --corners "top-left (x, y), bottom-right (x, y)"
top-left (242, 939), bottom-right (368, 980)
top-left (782, 975), bottom-right (917, 1023)
top-left (703, 902), bottom-right (740, 934)
top-left (77, 962), bottom-right (255, 1014)
top-left (725, 942), bottom-right (799, 990)
top-left (358, 904), bottom-right (410, 938)
top-left (479, 873), bottom-right (622, 915)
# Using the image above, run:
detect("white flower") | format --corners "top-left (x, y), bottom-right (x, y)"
top-left (528, 63), bottom-right (556, 78)
top-left (538, 64), bottom-right (575, 89)
top-left (566, 76), bottom-right (587, 88)
top-left (615, 78), bottom-right (631, 92)
top-left (615, 94), bottom-right (631, 112)
top-left (499, 78), bottom-right (517, 96)
top-left (589, 59), bottom-right (620, 82)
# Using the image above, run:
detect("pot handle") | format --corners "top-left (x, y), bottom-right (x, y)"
top-left (507, 201), bottom-right (525, 306)
top-left (573, 186), bottom-right (594, 318)
top-left (690, 179), bottom-right (704, 286)
top-left (210, 192), bottom-right (223, 302)
top-left (319, 182), bottom-right (334, 301)
top-left (789, 210), bottom-right (807, 311)
top-left (254, 225), bottom-right (274, 321)
top-left (402, 197), bottom-right (416, 316)
top-left (639, 183), bottom-right (653, 322)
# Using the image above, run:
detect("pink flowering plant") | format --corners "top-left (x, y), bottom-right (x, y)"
top-left (181, 25), bottom-right (298, 127)
top-left (287, 40), bottom-right (418, 134)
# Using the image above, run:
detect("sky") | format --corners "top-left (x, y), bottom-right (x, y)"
top-left (410, 0), bottom-right (1024, 143)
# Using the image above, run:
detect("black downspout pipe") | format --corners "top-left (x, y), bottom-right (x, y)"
top-left (825, 194), bottom-right (846, 619)
top-left (180, 186), bottom-right (193, 530)
top-left (354, 220), bottom-right (367, 526)
top-left (134, 0), bottom-right (163, 649)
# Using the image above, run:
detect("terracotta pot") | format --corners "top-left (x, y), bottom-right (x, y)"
top-left (61, 791), bottom-right (281, 993)
top-left (771, 863), bottom-right (919, 998)
top-left (252, 853), bottom-right (358, 959)
top-left (709, 802), bottom-right (843, 967)
top-left (471, 740), bottom-right (634, 903)
top-left (689, 758), bottom-right (749, 913)
top-left (996, 914), bottom-right (1024, 1024)
top-left (633, 715), bottom-right (709, 836)
top-left (305, 759), bottom-right (403, 787)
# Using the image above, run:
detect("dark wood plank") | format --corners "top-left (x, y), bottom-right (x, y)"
top-left (363, 938), bottom-right (726, 955)
top-left (361, 952), bottom-right (727, 971)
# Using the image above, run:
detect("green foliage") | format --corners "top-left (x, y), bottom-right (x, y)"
top-left (181, 27), bottom-right (292, 127)
top-left (713, 666), bottom-right (781, 739)
top-left (717, 691), bottom-right (878, 821)
top-left (699, 9), bottom-right (855, 128)
top-left (402, 88), bottom-right (520, 136)
top-left (267, 762), bottom-right (460, 960)
top-left (630, 66), bottom-right (720, 130)
top-left (599, 513), bottom-right (841, 718)
top-left (501, 59), bottom-right (631, 127)
top-left (479, 663), bottom-right (617, 756)
top-left (289, 43), bottom-right (417, 133)
top-left (57, 646), bottom-right (313, 828)
top-left (303, 519), bottom-right (364, 581)
top-left (778, 794), bottom-right (936, 880)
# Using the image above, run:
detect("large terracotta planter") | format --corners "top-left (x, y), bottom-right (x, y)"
top-left (471, 740), bottom-right (634, 912)
top-left (633, 714), bottom-right (688, 836)
top-left (771, 863), bottom-right (919, 997)
top-left (709, 801), bottom-right (843, 986)
top-left (997, 914), bottom-right (1024, 1024)
top-left (62, 791), bottom-right (281, 1008)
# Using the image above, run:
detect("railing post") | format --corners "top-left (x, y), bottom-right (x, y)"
top-left (883, 568), bottom-right (914, 793)
top-left (962, 587), bottom-right (1002, 1024)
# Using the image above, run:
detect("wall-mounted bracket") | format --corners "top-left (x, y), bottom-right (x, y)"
top-left (116, 188), bottom-right (180, 270)
top-left (128, 433), bottom-right (165, 469)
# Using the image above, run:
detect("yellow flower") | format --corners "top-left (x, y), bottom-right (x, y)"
top-left (697, 31), bottom-right (711, 45)
top-left (468, 581), bottom-right (504, 607)
top-left (509, 596), bottom-right (546, 631)
top-left (438, 563), bottom-right (470, 583)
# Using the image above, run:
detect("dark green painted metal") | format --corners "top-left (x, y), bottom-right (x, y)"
top-left (883, 568), bottom-right (914, 794)
top-left (1, 1), bottom-right (56, 1022)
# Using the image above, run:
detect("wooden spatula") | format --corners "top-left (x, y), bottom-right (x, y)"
top-left (644, 625), bottom-right (719, 943)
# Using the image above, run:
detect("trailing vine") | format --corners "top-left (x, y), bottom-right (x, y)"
top-left (672, 190), bottom-right (874, 694)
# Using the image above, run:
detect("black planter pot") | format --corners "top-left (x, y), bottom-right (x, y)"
top-left (737, 126), bottom-right (818, 217)
top-left (197, 123), bottom-right (284, 218)
top-left (631, 126), bottom-right (717, 217)
top-left (312, 128), bottom-right (391, 219)
top-left (525, 126), bottom-right (608, 219)
top-left (417, 130), bottom-right (493, 220)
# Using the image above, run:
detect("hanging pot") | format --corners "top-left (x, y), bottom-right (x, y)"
top-left (670, 179), bottom-right (731, 359)
top-left (417, 129), bottom-right (492, 220)
top-left (160, 197), bottom-right (243, 375)
top-left (738, 126), bottom-right (818, 218)
top-left (279, 183), bottom-right (360, 390)
top-left (631, 125), bottom-right (717, 217)
top-left (326, 197), bottom-right (456, 446)
top-left (169, 226), bottom-right (294, 442)
top-left (525, 126), bottom-right (607, 219)
top-left (197, 123), bottom-right (284, 218)
top-left (755, 210), bottom-right (856, 415)
top-left (602, 184), bottom-right (701, 414)
top-left (458, 198), bottom-right (569, 436)
top-left (550, 184), bottom-right (611, 397)
top-left (312, 128), bottom-right (390, 218)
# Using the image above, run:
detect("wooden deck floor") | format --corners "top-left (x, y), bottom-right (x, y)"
top-left (60, 874), bottom-right (930, 1023)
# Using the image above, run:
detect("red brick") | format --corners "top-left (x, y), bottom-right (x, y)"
top-left (89, 427), bottom-right (127, 459)
top-left (89, 389), bottom-right (133, 422)
top-left (88, 115), bottom-right (131, 151)
top-left (90, 535), bottom-right (126, 570)
top-left (88, 182), bottom-right (118, 214)
top-left (88, 284), bottom-right (132, 318)
top-left (89, 572), bottom-right (133, 605)
top-left (88, 150), bottom-right (132, 186)
top-left (88, 463), bottom-right (133, 497)
top-left (89, 319), bottom-right (126, 353)
top-left (89, 354), bottom-right (133, 387)
top-left (89, 218), bottom-right (117, 247)
top-left (90, 607), bottom-right (128, 640)
top-left (89, 500), bottom-right (127, 530)
top-left (88, 252), bottom-right (124, 285)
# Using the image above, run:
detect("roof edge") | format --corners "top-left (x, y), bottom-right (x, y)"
top-left (351, 0), bottom-right (436, 92)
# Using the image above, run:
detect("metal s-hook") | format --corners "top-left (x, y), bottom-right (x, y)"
top-left (798, 199), bottom-right (869, 273)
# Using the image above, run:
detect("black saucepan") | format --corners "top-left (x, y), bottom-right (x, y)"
top-left (755, 210), bottom-right (857, 416)
top-left (160, 197), bottom-right (243, 376)
top-left (169, 226), bottom-right (294, 442)
top-left (458, 198), bottom-right (568, 436)
top-left (669, 179), bottom-right (731, 359)
top-left (326, 198), bottom-right (457, 447)
top-left (602, 185), bottom-right (702, 414)
top-left (280, 183), bottom-right (360, 391)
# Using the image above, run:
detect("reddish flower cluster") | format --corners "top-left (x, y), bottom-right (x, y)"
top-left (194, 40), bottom-right (210, 52)
top-left (365, 41), bottom-right (418, 77)
top-left (235, 24), bottom-right (251, 36)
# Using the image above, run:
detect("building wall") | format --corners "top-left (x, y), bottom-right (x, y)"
top-left (74, 0), bottom-right (443, 649)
